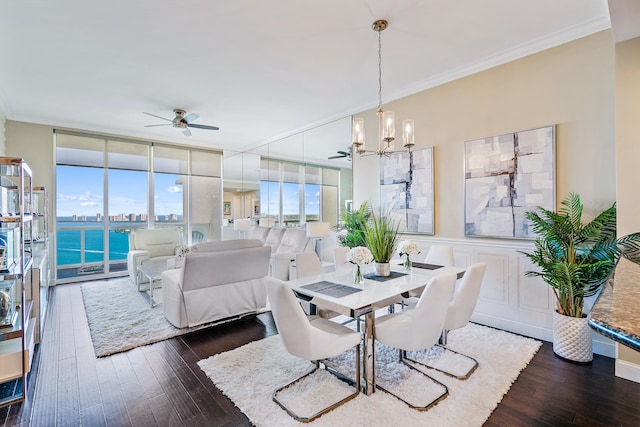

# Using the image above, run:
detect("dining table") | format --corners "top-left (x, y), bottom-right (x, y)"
top-left (286, 262), bottom-right (465, 396)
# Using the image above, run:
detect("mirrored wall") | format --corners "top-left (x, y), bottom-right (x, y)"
top-left (222, 116), bottom-right (352, 233)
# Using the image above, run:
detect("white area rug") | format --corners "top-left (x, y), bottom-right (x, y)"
top-left (198, 323), bottom-right (541, 426)
top-left (81, 278), bottom-right (257, 357)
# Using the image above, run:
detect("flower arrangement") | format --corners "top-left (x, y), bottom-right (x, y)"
top-left (397, 240), bottom-right (420, 271)
top-left (347, 246), bottom-right (373, 265)
top-left (397, 240), bottom-right (420, 257)
top-left (347, 246), bottom-right (372, 284)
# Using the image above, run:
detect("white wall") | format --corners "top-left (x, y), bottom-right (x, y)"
top-left (355, 31), bottom-right (616, 229)
top-left (353, 30), bottom-right (618, 356)
top-left (0, 107), bottom-right (6, 155)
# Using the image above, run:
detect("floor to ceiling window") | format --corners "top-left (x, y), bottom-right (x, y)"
top-left (54, 130), bottom-right (222, 283)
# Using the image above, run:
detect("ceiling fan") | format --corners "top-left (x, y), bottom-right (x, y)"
top-left (328, 146), bottom-right (352, 161)
top-left (143, 109), bottom-right (219, 136)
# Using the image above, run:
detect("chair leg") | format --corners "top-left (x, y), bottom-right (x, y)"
top-left (339, 316), bottom-right (361, 332)
top-left (439, 329), bottom-right (448, 346)
top-left (272, 344), bottom-right (361, 423)
top-left (375, 349), bottom-right (449, 411)
top-left (404, 343), bottom-right (479, 380)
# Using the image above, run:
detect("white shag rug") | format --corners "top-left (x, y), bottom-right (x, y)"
top-left (198, 323), bottom-right (541, 426)
top-left (81, 278), bottom-right (259, 357)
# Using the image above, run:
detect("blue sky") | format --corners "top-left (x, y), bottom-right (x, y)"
top-left (260, 182), bottom-right (320, 217)
top-left (57, 166), bottom-right (321, 219)
top-left (56, 166), bottom-right (184, 218)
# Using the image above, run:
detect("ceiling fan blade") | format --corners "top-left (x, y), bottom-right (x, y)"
top-left (337, 151), bottom-right (350, 156)
top-left (142, 112), bottom-right (172, 122)
top-left (182, 128), bottom-right (192, 137)
top-left (144, 124), bottom-right (172, 127)
top-left (328, 154), bottom-right (346, 159)
top-left (183, 113), bottom-right (199, 123)
top-left (187, 123), bottom-right (220, 131)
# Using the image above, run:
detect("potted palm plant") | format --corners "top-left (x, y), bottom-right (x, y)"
top-left (363, 211), bottom-right (400, 276)
top-left (522, 193), bottom-right (640, 362)
top-left (337, 201), bottom-right (371, 248)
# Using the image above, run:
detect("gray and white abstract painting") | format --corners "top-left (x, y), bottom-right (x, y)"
top-left (464, 125), bottom-right (555, 238)
top-left (380, 147), bottom-right (434, 234)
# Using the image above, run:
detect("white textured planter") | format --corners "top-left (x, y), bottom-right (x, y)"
top-left (553, 311), bottom-right (593, 363)
top-left (374, 262), bottom-right (390, 277)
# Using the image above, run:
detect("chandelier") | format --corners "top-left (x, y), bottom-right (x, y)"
top-left (353, 19), bottom-right (415, 157)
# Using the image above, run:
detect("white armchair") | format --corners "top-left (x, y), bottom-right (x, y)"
top-left (127, 228), bottom-right (183, 285)
top-left (271, 228), bottom-right (311, 280)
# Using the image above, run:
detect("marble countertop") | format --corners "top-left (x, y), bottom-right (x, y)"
top-left (588, 257), bottom-right (640, 351)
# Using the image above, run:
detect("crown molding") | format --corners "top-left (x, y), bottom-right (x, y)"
top-left (383, 16), bottom-right (612, 107)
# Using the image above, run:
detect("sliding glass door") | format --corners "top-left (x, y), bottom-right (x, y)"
top-left (55, 131), bottom-right (222, 283)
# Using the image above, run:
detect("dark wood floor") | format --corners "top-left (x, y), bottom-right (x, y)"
top-left (1, 281), bottom-right (639, 426)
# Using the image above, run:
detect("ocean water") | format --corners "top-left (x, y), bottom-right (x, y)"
top-left (56, 220), bottom-right (147, 266)
top-left (56, 228), bottom-right (130, 266)
top-left (55, 217), bottom-right (185, 267)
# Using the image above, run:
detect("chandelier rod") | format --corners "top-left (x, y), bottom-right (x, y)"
top-left (377, 23), bottom-right (383, 113)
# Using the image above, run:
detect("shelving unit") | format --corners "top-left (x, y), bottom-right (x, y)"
top-left (31, 187), bottom-right (47, 245)
top-left (27, 187), bottom-right (48, 344)
top-left (0, 157), bottom-right (33, 407)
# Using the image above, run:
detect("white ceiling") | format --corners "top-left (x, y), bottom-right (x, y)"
top-left (0, 0), bottom-right (611, 157)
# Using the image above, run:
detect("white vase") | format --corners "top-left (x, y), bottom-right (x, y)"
top-left (374, 262), bottom-right (390, 277)
top-left (553, 310), bottom-right (593, 363)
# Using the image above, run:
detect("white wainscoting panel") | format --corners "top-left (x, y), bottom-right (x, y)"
top-left (400, 236), bottom-right (616, 357)
top-left (476, 252), bottom-right (509, 304)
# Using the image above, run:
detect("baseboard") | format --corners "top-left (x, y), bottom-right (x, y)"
top-left (471, 312), bottom-right (553, 342)
top-left (615, 359), bottom-right (640, 384)
top-left (471, 312), bottom-right (617, 358)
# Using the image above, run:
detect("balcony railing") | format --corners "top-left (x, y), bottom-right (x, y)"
top-left (55, 223), bottom-right (140, 280)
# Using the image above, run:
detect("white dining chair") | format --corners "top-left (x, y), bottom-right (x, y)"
top-left (295, 252), bottom-right (324, 278)
top-left (375, 273), bottom-right (457, 411)
top-left (266, 280), bottom-right (361, 423)
top-left (295, 252), bottom-right (344, 321)
top-left (424, 245), bottom-right (454, 266)
top-left (431, 261), bottom-right (487, 379)
top-left (333, 246), bottom-right (350, 270)
top-left (403, 244), bottom-right (455, 301)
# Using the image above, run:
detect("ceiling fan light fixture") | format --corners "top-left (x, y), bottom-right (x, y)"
top-left (353, 19), bottom-right (415, 158)
top-left (143, 109), bottom-right (219, 135)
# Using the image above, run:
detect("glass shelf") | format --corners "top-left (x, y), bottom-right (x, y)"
top-left (0, 157), bottom-right (33, 407)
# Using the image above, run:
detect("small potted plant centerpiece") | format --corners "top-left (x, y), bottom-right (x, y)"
top-left (521, 193), bottom-right (640, 362)
top-left (363, 211), bottom-right (399, 277)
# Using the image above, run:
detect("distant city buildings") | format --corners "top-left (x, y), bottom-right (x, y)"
top-left (62, 212), bottom-right (180, 222)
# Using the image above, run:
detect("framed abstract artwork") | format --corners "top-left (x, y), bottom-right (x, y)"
top-left (464, 125), bottom-right (556, 238)
top-left (380, 147), bottom-right (434, 234)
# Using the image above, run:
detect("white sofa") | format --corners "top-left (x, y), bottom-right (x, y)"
top-left (248, 226), bottom-right (312, 281)
top-left (162, 239), bottom-right (279, 328)
top-left (127, 228), bottom-right (184, 285)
